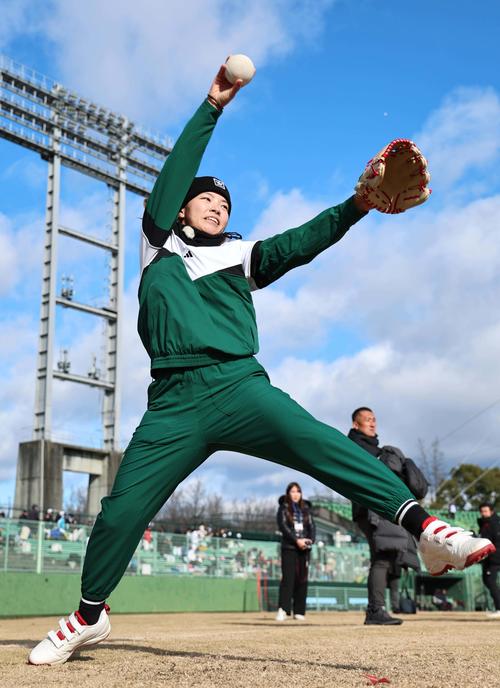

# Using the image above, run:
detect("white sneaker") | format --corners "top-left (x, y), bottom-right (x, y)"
top-left (486, 610), bottom-right (500, 619)
top-left (275, 608), bottom-right (288, 622)
top-left (293, 614), bottom-right (306, 621)
top-left (28, 606), bottom-right (110, 665)
top-left (418, 518), bottom-right (496, 576)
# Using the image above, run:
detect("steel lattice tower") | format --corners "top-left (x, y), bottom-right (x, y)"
top-left (0, 55), bottom-right (171, 514)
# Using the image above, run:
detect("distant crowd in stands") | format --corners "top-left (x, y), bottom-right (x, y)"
top-left (132, 523), bottom-right (281, 578)
top-left (19, 504), bottom-right (79, 525)
top-left (14, 504), bottom-right (86, 541)
top-left (131, 521), bottom-right (369, 583)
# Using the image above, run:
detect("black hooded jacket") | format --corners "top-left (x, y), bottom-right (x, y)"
top-left (348, 428), bottom-right (423, 570)
top-left (277, 496), bottom-right (316, 551)
top-left (478, 512), bottom-right (500, 565)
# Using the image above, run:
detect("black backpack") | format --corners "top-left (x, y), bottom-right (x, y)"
top-left (379, 446), bottom-right (429, 500)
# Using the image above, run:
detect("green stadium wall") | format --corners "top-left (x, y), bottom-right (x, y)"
top-left (0, 573), bottom-right (259, 617)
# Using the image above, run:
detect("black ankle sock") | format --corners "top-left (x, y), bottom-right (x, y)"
top-left (398, 503), bottom-right (431, 539)
top-left (78, 599), bottom-right (105, 625)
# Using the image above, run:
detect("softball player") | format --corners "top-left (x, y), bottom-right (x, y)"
top-left (29, 64), bottom-right (495, 666)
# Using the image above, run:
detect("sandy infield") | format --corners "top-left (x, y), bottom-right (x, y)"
top-left (1, 611), bottom-right (499, 688)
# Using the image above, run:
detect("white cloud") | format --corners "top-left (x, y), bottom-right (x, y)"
top-left (254, 284), bottom-right (350, 354)
top-left (0, 327), bottom-right (39, 482)
top-left (19, 0), bottom-right (334, 127)
top-left (240, 86), bottom-right (500, 476)
top-left (267, 345), bottom-right (500, 473)
top-left (0, 0), bottom-right (31, 49)
top-left (0, 214), bottom-right (19, 294)
top-left (0, 155), bottom-right (46, 189)
top-left (248, 189), bottom-right (500, 359)
top-left (0, 210), bottom-right (43, 298)
top-left (416, 87), bottom-right (500, 191)
top-left (183, 451), bottom-right (338, 501)
top-left (249, 188), bottom-right (346, 352)
top-left (249, 187), bottom-right (324, 241)
top-left (248, 191), bottom-right (500, 471)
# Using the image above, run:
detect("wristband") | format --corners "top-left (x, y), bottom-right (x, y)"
top-left (206, 94), bottom-right (223, 112)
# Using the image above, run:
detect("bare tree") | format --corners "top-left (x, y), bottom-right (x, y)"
top-left (205, 493), bottom-right (224, 525)
top-left (158, 487), bottom-right (185, 526)
top-left (156, 482), bottom-right (277, 533)
top-left (229, 497), bottom-right (276, 532)
top-left (183, 480), bottom-right (207, 524)
top-left (64, 485), bottom-right (87, 517)
top-left (418, 438), bottom-right (447, 504)
top-left (157, 480), bottom-right (207, 528)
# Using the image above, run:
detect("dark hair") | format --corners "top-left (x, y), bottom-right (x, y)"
top-left (285, 482), bottom-right (309, 525)
top-left (479, 503), bottom-right (495, 511)
top-left (352, 406), bottom-right (373, 423)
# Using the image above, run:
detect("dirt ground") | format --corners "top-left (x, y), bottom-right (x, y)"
top-left (1, 611), bottom-right (499, 688)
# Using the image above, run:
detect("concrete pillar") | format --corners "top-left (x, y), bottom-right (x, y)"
top-left (14, 440), bottom-right (64, 513)
top-left (14, 440), bottom-right (122, 517)
top-left (87, 450), bottom-right (122, 515)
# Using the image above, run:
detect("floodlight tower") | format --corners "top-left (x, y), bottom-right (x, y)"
top-left (0, 55), bottom-right (172, 515)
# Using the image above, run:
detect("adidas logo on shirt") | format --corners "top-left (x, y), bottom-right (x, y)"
top-left (184, 250), bottom-right (194, 259)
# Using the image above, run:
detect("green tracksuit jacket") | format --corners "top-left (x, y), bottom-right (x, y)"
top-left (140, 99), bottom-right (365, 372)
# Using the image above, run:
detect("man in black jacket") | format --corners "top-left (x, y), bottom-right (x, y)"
top-left (478, 503), bottom-right (500, 618)
top-left (349, 407), bottom-right (428, 626)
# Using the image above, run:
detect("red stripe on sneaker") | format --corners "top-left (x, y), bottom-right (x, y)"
top-left (444, 531), bottom-right (458, 538)
top-left (57, 630), bottom-right (65, 640)
top-left (422, 516), bottom-right (437, 530)
top-left (434, 526), bottom-right (447, 534)
top-left (464, 544), bottom-right (497, 569)
top-left (75, 611), bottom-right (88, 626)
top-left (66, 621), bottom-right (75, 633)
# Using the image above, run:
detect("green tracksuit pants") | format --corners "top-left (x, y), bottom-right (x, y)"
top-left (82, 357), bottom-right (414, 600)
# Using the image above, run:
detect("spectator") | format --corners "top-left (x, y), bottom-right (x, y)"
top-left (28, 504), bottom-right (40, 521)
top-left (142, 526), bottom-right (153, 551)
top-left (276, 482), bottom-right (315, 622)
top-left (47, 511), bottom-right (68, 540)
top-left (477, 503), bottom-right (500, 619)
top-left (349, 407), bottom-right (428, 626)
top-left (57, 511), bottom-right (67, 532)
top-left (448, 503), bottom-right (457, 520)
top-left (187, 528), bottom-right (200, 563)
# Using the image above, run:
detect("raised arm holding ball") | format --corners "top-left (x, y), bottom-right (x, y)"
top-left (29, 58), bottom-right (494, 667)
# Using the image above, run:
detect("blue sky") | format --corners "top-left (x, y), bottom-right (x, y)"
top-left (1, 0), bottom-right (500, 510)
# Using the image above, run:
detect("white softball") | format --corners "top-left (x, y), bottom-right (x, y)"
top-left (224, 54), bottom-right (256, 86)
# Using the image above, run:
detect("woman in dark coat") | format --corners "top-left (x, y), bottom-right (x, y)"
top-left (276, 482), bottom-right (316, 621)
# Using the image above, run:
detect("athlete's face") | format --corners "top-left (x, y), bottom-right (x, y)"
top-left (178, 192), bottom-right (229, 235)
top-left (353, 410), bottom-right (377, 437)
top-left (289, 486), bottom-right (301, 503)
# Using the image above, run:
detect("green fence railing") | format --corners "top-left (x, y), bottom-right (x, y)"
top-left (0, 518), bottom-right (370, 582)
